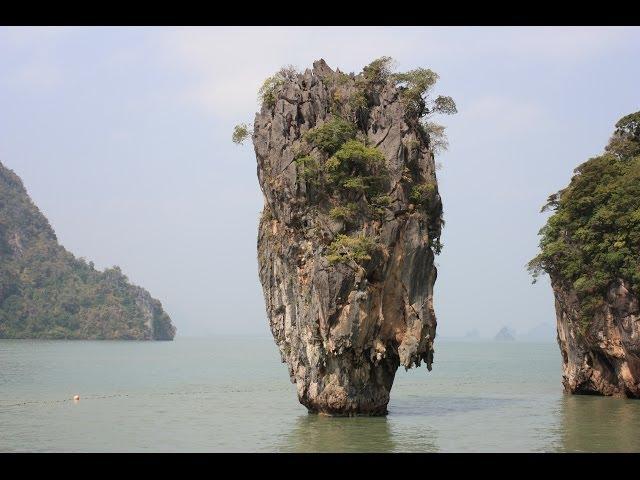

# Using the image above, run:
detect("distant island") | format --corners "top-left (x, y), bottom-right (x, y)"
top-left (0, 161), bottom-right (175, 340)
top-left (494, 327), bottom-right (516, 341)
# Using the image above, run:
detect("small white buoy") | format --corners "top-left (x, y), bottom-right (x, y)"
top-left (73, 395), bottom-right (80, 401)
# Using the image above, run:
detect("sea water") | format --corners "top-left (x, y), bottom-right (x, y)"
top-left (1, 336), bottom-right (639, 452)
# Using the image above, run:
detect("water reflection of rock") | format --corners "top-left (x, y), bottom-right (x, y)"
top-left (391, 395), bottom-right (514, 416)
top-left (559, 395), bottom-right (640, 452)
top-left (280, 414), bottom-right (396, 452)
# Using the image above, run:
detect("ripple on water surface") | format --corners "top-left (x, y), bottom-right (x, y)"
top-left (0, 337), bottom-right (639, 452)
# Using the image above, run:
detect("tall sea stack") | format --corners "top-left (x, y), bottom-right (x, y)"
top-left (250, 58), bottom-right (454, 415)
top-left (530, 112), bottom-right (640, 398)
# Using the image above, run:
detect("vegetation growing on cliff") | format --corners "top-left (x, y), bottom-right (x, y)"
top-left (528, 111), bottom-right (640, 329)
top-left (0, 163), bottom-right (175, 340)
top-left (329, 203), bottom-right (358, 222)
top-left (326, 234), bottom-right (376, 265)
top-left (235, 57), bottom-right (456, 266)
top-left (257, 65), bottom-right (298, 109)
top-left (304, 117), bottom-right (356, 154)
top-left (293, 119), bottom-right (388, 203)
top-left (232, 123), bottom-right (251, 145)
top-left (410, 181), bottom-right (437, 207)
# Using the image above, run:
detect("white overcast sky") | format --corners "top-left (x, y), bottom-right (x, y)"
top-left (1, 26), bottom-right (638, 337)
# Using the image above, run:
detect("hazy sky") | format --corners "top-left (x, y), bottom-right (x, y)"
top-left (1, 26), bottom-right (638, 338)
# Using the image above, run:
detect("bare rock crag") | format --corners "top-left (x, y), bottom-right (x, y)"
top-left (254, 60), bottom-right (444, 415)
top-left (553, 277), bottom-right (640, 397)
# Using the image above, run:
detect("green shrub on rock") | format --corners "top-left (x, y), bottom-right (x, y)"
top-left (341, 176), bottom-right (368, 193)
top-left (392, 68), bottom-right (439, 116)
top-left (331, 139), bottom-right (385, 169)
top-left (326, 140), bottom-right (387, 196)
top-left (295, 155), bottom-right (322, 183)
top-left (232, 123), bottom-right (251, 145)
top-left (419, 121), bottom-right (449, 154)
top-left (361, 56), bottom-right (395, 87)
top-left (326, 234), bottom-right (376, 265)
top-left (304, 118), bottom-right (357, 154)
top-left (329, 203), bottom-right (358, 222)
top-left (258, 66), bottom-right (298, 109)
top-left (370, 195), bottom-right (393, 218)
top-left (410, 181), bottom-right (437, 207)
top-left (258, 75), bottom-right (283, 109)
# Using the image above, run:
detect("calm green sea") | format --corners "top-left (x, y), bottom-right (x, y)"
top-left (1, 336), bottom-right (639, 452)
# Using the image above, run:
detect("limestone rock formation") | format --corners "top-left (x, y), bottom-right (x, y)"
top-left (0, 161), bottom-right (175, 340)
top-left (530, 111), bottom-right (640, 398)
top-left (553, 278), bottom-right (639, 397)
top-left (494, 327), bottom-right (516, 341)
top-left (252, 59), bottom-right (452, 415)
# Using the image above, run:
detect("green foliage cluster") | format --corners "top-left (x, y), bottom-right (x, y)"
top-left (0, 164), bottom-right (175, 340)
top-left (232, 123), bottom-right (251, 145)
top-left (335, 72), bottom-right (353, 86)
top-left (410, 181), bottom-right (437, 207)
top-left (369, 195), bottom-right (393, 218)
top-left (326, 139), bottom-right (387, 195)
top-left (344, 58), bottom-right (456, 153)
top-left (236, 58), bottom-right (456, 160)
top-left (258, 75), bottom-right (283, 109)
top-left (605, 111), bottom-right (640, 159)
top-left (326, 234), bottom-right (376, 265)
top-left (360, 56), bottom-right (395, 87)
top-left (432, 95), bottom-right (458, 115)
top-left (258, 65), bottom-right (298, 109)
top-left (392, 68), bottom-right (439, 116)
top-left (294, 155), bottom-right (323, 186)
top-left (304, 118), bottom-right (357, 154)
top-left (431, 238), bottom-right (444, 256)
top-left (297, 118), bottom-right (391, 264)
top-left (337, 57), bottom-right (395, 124)
top-left (529, 111), bottom-right (640, 330)
top-left (299, 129), bottom-right (388, 201)
top-left (348, 91), bottom-right (368, 113)
top-left (419, 121), bottom-right (449, 154)
top-left (329, 203), bottom-right (358, 222)
top-left (242, 59), bottom-right (453, 265)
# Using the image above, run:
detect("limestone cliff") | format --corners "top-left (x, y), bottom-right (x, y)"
top-left (0, 161), bottom-right (175, 340)
top-left (530, 111), bottom-right (640, 398)
top-left (552, 277), bottom-right (639, 397)
top-left (251, 59), bottom-right (454, 415)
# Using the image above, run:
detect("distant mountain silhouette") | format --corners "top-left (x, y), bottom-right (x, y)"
top-left (494, 326), bottom-right (516, 341)
top-left (0, 161), bottom-right (175, 340)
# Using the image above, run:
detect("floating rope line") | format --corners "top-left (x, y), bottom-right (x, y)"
top-left (0, 385), bottom-right (284, 409)
top-left (0, 390), bottom-right (218, 408)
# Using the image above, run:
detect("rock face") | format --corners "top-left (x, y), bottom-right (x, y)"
top-left (530, 111), bottom-right (640, 398)
top-left (553, 277), bottom-right (640, 397)
top-left (254, 60), bottom-right (444, 415)
top-left (0, 161), bottom-right (175, 340)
